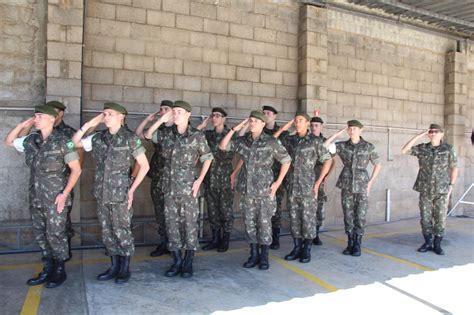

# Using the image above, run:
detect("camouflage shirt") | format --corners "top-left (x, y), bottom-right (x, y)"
top-left (84, 127), bottom-right (146, 203)
top-left (334, 137), bottom-right (380, 193)
top-left (410, 142), bottom-right (458, 194)
top-left (149, 125), bottom-right (173, 182)
top-left (55, 121), bottom-right (76, 138)
top-left (204, 126), bottom-right (235, 190)
top-left (14, 129), bottom-right (79, 207)
top-left (153, 124), bottom-right (214, 196)
top-left (264, 124), bottom-right (289, 180)
top-left (227, 132), bottom-right (291, 197)
top-left (282, 132), bottom-right (331, 197)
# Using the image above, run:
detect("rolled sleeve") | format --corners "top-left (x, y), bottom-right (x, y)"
top-left (449, 147), bottom-right (458, 169)
top-left (13, 136), bottom-right (27, 152)
top-left (199, 152), bottom-right (214, 163)
top-left (272, 139), bottom-right (291, 165)
top-left (132, 146), bottom-right (146, 159)
top-left (64, 151), bottom-right (80, 164)
top-left (369, 146), bottom-right (380, 165)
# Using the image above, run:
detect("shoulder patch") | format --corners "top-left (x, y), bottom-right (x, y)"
top-left (66, 140), bottom-right (75, 149)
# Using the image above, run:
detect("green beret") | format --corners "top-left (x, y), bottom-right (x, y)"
top-left (311, 117), bottom-right (324, 124)
top-left (45, 100), bottom-right (66, 110)
top-left (104, 102), bottom-right (127, 115)
top-left (249, 110), bottom-right (266, 122)
top-left (212, 107), bottom-right (227, 117)
top-left (429, 124), bottom-right (443, 132)
top-left (160, 100), bottom-right (173, 107)
top-left (35, 105), bottom-right (58, 117)
top-left (347, 119), bottom-right (364, 128)
top-left (295, 111), bottom-right (310, 121)
top-left (262, 105), bottom-right (278, 114)
top-left (173, 100), bottom-right (192, 112)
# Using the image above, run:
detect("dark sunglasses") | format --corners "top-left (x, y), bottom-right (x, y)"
top-left (211, 113), bottom-right (224, 118)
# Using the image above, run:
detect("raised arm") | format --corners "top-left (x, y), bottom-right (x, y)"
top-left (135, 111), bottom-right (159, 139)
top-left (144, 111), bottom-right (172, 140)
top-left (273, 119), bottom-right (293, 139)
top-left (196, 116), bottom-right (209, 131)
top-left (401, 130), bottom-right (428, 154)
top-left (324, 127), bottom-right (347, 148)
top-left (4, 117), bottom-right (35, 147)
top-left (72, 113), bottom-right (104, 148)
top-left (219, 118), bottom-right (248, 151)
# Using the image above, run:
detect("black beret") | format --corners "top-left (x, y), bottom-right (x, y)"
top-left (212, 107), bottom-right (227, 117)
top-left (262, 105), bottom-right (278, 114)
top-left (311, 117), bottom-right (324, 124)
top-left (429, 124), bottom-right (443, 132)
top-left (160, 100), bottom-right (173, 107)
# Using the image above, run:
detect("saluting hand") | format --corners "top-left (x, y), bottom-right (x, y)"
top-left (146, 111), bottom-right (160, 122)
top-left (232, 118), bottom-right (249, 132)
top-left (159, 111), bottom-right (173, 124)
top-left (86, 113), bottom-right (104, 129)
top-left (19, 117), bottom-right (35, 129)
top-left (196, 116), bottom-right (210, 130)
top-left (281, 119), bottom-right (294, 132)
top-left (336, 127), bottom-right (347, 137)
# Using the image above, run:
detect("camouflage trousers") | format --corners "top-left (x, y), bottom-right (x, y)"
top-left (317, 183), bottom-right (327, 228)
top-left (164, 194), bottom-right (199, 251)
top-left (31, 205), bottom-right (69, 260)
top-left (341, 189), bottom-right (368, 236)
top-left (271, 187), bottom-right (284, 229)
top-left (97, 200), bottom-right (134, 256)
top-left (205, 187), bottom-right (234, 233)
top-left (419, 192), bottom-right (448, 237)
top-left (241, 195), bottom-right (276, 245)
top-left (151, 179), bottom-right (166, 238)
top-left (65, 191), bottom-right (75, 239)
top-left (288, 195), bottom-right (317, 239)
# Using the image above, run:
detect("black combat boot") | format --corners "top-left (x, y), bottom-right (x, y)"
top-left (300, 239), bottom-right (312, 263)
top-left (45, 259), bottom-right (67, 288)
top-left (417, 234), bottom-right (433, 252)
top-left (27, 257), bottom-right (55, 286)
top-left (217, 232), bottom-right (231, 252)
top-left (115, 256), bottom-right (131, 284)
top-left (342, 234), bottom-right (354, 255)
top-left (150, 236), bottom-right (170, 257)
top-left (181, 250), bottom-right (195, 278)
top-left (97, 255), bottom-right (120, 281)
top-left (259, 245), bottom-right (270, 270)
top-left (351, 234), bottom-right (362, 257)
top-left (285, 238), bottom-right (303, 261)
top-left (433, 236), bottom-right (444, 255)
top-left (202, 228), bottom-right (220, 251)
top-left (243, 244), bottom-right (259, 268)
top-left (270, 227), bottom-right (280, 250)
top-left (313, 226), bottom-right (323, 246)
top-left (165, 250), bottom-right (183, 277)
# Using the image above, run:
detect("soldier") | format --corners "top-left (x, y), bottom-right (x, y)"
top-left (310, 117), bottom-right (336, 245)
top-left (262, 105), bottom-right (288, 250)
top-left (274, 113), bottom-right (332, 263)
top-left (219, 111), bottom-right (291, 270)
top-left (135, 100), bottom-right (174, 257)
top-left (5, 106), bottom-right (81, 288)
top-left (197, 107), bottom-right (235, 252)
top-left (72, 102), bottom-right (150, 284)
top-left (401, 124), bottom-right (458, 255)
top-left (324, 120), bottom-right (381, 257)
top-left (144, 101), bottom-right (213, 278)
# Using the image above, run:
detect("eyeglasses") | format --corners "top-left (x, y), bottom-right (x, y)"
top-left (428, 130), bottom-right (440, 134)
top-left (211, 113), bottom-right (224, 118)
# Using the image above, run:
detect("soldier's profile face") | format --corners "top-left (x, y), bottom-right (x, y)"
top-left (159, 106), bottom-right (172, 116)
top-left (263, 110), bottom-right (276, 123)
top-left (249, 117), bottom-right (265, 133)
top-left (172, 107), bottom-right (190, 125)
top-left (34, 113), bottom-right (55, 129)
top-left (347, 126), bottom-right (362, 137)
top-left (211, 113), bottom-right (225, 127)
top-left (428, 129), bottom-right (443, 141)
top-left (103, 109), bottom-right (123, 128)
top-left (294, 116), bottom-right (309, 134)
top-left (310, 122), bottom-right (323, 135)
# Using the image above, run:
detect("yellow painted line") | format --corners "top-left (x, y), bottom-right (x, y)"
top-left (0, 263), bottom-right (39, 271)
top-left (325, 236), bottom-right (434, 272)
top-left (20, 265), bottom-right (43, 315)
top-left (270, 255), bottom-right (339, 292)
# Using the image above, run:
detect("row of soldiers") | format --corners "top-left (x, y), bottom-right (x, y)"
top-left (4, 100), bottom-right (458, 288)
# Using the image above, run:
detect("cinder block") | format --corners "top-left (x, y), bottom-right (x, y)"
top-left (175, 46), bottom-right (202, 61)
top-left (131, 24), bottom-right (162, 41)
top-left (83, 67), bottom-right (114, 84)
top-left (155, 58), bottom-right (183, 74)
top-left (210, 93), bottom-right (237, 108)
top-left (91, 84), bottom-right (123, 102)
top-left (100, 19), bottom-right (131, 37)
top-left (176, 15), bottom-right (203, 32)
top-left (190, 32), bottom-right (217, 48)
top-left (146, 43), bottom-right (174, 58)
top-left (276, 31), bottom-right (297, 47)
top-left (236, 67), bottom-right (260, 82)
top-left (124, 55), bottom-right (153, 72)
top-left (254, 55), bottom-right (276, 70)
top-left (86, 1), bottom-right (116, 20)
top-left (48, 5), bottom-right (83, 26)
top-left (276, 85), bottom-right (297, 99)
top-left (84, 35), bottom-right (115, 53)
top-left (133, 0), bottom-right (162, 10)
top-left (229, 53), bottom-right (253, 67)
top-left (116, 38), bottom-right (145, 55)
top-left (191, 2), bottom-right (216, 19)
top-left (114, 69), bottom-right (145, 87)
top-left (116, 5), bottom-right (146, 23)
top-left (174, 75), bottom-right (201, 91)
top-left (356, 71), bottom-right (372, 84)
top-left (162, 0), bottom-right (190, 15)
top-left (228, 38), bottom-right (243, 53)
top-left (277, 58), bottom-right (297, 73)
top-left (124, 87), bottom-right (153, 103)
top-left (373, 74), bottom-right (388, 86)
top-left (217, 6), bottom-right (241, 24)
top-left (67, 26), bottom-right (83, 43)
top-left (211, 64), bottom-right (236, 80)
top-left (184, 61), bottom-right (210, 77)
top-left (252, 83), bottom-right (275, 97)
top-left (254, 28), bottom-right (277, 43)
top-left (228, 81), bottom-right (252, 96)
top-left (230, 24), bottom-right (253, 40)
top-left (68, 61), bottom-right (82, 79)
top-left (48, 23), bottom-right (66, 42)
top-left (261, 70), bottom-right (283, 85)
top-left (242, 40), bottom-right (265, 55)
top-left (47, 78), bottom-right (81, 96)
top-left (204, 19), bottom-right (229, 35)
top-left (145, 73), bottom-right (174, 89)
top-left (147, 10), bottom-right (175, 27)
top-left (154, 88), bottom-right (183, 103)
top-left (236, 95), bottom-right (260, 109)
top-left (202, 78), bottom-right (227, 94)
top-left (202, 48), bottom-right (228, 64)
top-left (47, 61), bottom-right (61, 78)
top-left (242, 13), bottom-right (265, 28)
top-left (161, 28), bottom-right (190, 44)
top-left (266, 16), bottom-right (287, 32)
top-left (182, 91), bottom-right (210, 107)
top-left (378, 86), bottom-right (394, 98)
top-left (48, 42), bottom-right (82, 61)
top-left (283, 72), bottom-right (297, 86)
top-left (265, 43), bottom-right (287, 58)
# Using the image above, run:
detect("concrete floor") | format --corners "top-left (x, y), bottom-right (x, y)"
top-left (0, 216), bottom-right (473, 315)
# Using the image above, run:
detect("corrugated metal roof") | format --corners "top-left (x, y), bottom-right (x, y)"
top-left (348, 0), bottom-right (474, 38)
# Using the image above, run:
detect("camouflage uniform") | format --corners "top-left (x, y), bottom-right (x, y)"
top-left (84, 127), bottom-right (146, 256)
top-left (148, 125), bottom-right (174, 240)
top-left (152, 125), bottom-right (213, 251)
top-left (314, 133), bottom-right (329, 228)
top-left (204, 126), bottom-right (235, 233)
top-left (13, 130), bottom-right (79, 260)
top-left (263, 125), bottom-right (288, 228)
top-left (227, 132), bottom-right (291, 245)
top-left (282, 133), bottom-right (331, 239)
top-left (410, 142), bottom-right (458, 237)
top-left (335, 138), bottom-right (380, 236)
